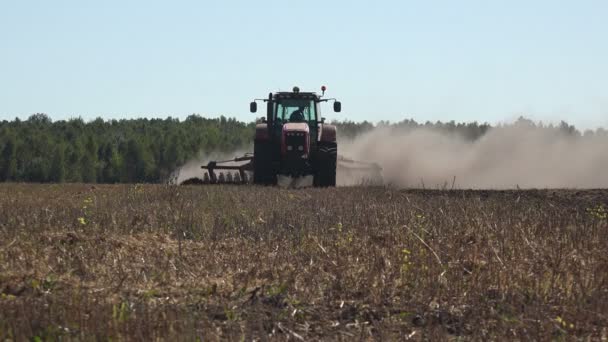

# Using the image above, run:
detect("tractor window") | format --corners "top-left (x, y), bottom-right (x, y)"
top-left (275, 99), bottom-right (316, 123)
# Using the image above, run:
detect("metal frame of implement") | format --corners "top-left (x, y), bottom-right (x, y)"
top-left (196, 153), bottom-right (382, 185)
top-left (200, 154), bottom-right (253, 184)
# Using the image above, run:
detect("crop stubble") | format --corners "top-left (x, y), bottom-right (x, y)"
top-left (0, 184), bottom-right (607, 340)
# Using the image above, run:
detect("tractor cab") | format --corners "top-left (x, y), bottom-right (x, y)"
top-left (249, 86), bottom-right (341, 145)
top-left (273, 95), bottom-right (317, 125)
top-left (270, 90), bottom-right (320, 145)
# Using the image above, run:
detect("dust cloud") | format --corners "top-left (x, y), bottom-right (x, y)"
top-left (339, 124), bottom-right (608, 189)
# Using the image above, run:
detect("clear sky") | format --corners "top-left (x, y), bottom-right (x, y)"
top-left (1, 0), bottom-right (607, 128)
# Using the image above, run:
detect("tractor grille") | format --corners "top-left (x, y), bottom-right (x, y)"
top-left (285, 133), bottom-right (307, 156)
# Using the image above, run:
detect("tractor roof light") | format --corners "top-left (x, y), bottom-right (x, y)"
top-left (321, 85), bottom-right (326, 96)
top-left (293, 86), bottom-right (300, 93)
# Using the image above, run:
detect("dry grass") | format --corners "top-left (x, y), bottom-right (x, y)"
top-left (1, 184), bottom-right (607, 340)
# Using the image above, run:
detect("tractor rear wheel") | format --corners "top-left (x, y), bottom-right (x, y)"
top-left (253, 140), bottom-right (276, 185)
top-left (314, 142), bottom-right (337, 187)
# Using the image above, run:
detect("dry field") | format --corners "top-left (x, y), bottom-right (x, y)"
top-left (1, 184), bottom-right (607, 340)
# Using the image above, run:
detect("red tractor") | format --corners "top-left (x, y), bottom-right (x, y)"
top-left (180, 86), bottom-right (381, 187)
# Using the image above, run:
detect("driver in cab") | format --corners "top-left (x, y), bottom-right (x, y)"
top-left (289, 106), bottom-right (307, 122)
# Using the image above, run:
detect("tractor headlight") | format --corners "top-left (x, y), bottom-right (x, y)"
top-left (287, 145), bottom-right (293, 151)
top-left (298, 146), bottom-right (303, 151)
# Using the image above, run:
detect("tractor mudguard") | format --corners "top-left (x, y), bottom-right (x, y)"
top-left (319, 124), bottom-right (337, 143)
top-left (255, 123), bottom-right (269, 141)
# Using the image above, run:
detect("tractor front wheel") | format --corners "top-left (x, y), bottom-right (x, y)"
top-left (253, 140), bottom-right (276, 185)
top-left (314, 142), bottom-right (337, 187)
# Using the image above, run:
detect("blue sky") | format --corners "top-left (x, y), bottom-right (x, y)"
top-left (1, 0), bottom-right (607, 128)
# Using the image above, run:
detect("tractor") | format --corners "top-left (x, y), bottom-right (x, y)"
top-left (179, 86), bottom-right (381, 187)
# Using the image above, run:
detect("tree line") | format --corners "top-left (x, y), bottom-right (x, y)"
top-left (0, 114), bottom-right (604, 183)
top-left (0, 114), bottom-right (253, 183)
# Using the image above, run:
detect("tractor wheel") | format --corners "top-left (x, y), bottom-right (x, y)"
top-left (253, 140), bottom-right (276, 185)
top-left (314, 142), bottom-right (337, 187)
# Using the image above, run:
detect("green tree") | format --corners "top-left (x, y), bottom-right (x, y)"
top-left (165, 134), bottom-right (184, 171)
top-left (107, 149), bottom-right (123, 183)
top-left (49, 145), bottom-right (66, 182)
top-left (81, 154), bottom-right (97, 183)
top-left (25, 157), bottom-right (49, 182)
top-left (80, 136), bottom-right (98, 182)
top-left (124, 139), bottom-right (152, 182)
top-left (65, 141), bottom-right (84, 182)
top-left (0, 136), bottom-right (17, 181)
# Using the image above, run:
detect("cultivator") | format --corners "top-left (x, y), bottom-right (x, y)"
top-left (180, 155), bottom-right (253, 185)
top-left (179, 86), bottom-right (383, 187)
top-left (179, 153), bottom-right (382, 186)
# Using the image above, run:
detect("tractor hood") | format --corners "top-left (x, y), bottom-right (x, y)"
top-left (282, 122), bottom-right (309, 133)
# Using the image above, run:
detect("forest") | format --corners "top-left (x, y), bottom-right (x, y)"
top-left (0, 114), bottom-right (603, 183)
